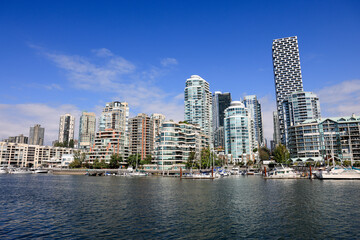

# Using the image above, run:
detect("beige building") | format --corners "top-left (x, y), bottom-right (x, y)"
top-left (78, 112), bottom-right (96, 150)
top-left (0, 142), bottom-right (74, 168)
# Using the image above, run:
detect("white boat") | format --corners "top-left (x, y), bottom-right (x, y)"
top-left (34, 169), bottom-right (48, 174)
top-left (265, 166), bottom-right (301, 179)
top-left (128, 171), bottom-right (148, 177)
top-left (315, 167), bottom-right (360, 180)
top-left (9, 168), bottom-right (33, 174)
top-left (0, 168), bottom-right (7, 174)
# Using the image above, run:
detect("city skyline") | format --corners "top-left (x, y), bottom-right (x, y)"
top-left (1, 1), bottom-right (360, 144)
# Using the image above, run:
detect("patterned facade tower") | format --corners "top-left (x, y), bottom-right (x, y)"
top-left (272, 36), bottom-right (304, 145)
top-left (184, 75), bottom-right (212, 147)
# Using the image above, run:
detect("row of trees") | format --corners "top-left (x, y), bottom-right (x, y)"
top-left (68, 152), bottom-right (154, 169)
top-left (54, 139), bottom-right (75, 148)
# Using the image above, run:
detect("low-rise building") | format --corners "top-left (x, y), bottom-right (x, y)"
top-left (154, 121), bottom-right (209, 170)
top-left (0, 142), bottom-right (74, 168)
top-left (288, 114), bottom-right (360, 163)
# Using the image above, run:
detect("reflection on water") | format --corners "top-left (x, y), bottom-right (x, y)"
top-left (0, 175), bottom-right (360, 239)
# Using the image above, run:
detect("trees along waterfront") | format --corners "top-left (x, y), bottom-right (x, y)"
top-left (273, 144), bottom-right (290, 164)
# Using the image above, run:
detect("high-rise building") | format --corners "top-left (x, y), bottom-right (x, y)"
top-left (243, 95), bottom-right (264, 147)
top-left (99, 101), bottom-right (129, 133)
top-left (3, 134), bottom-right (28, 144)
top-left (273, 111), bottom-right (281, 145)
top-left (154, 120), bottom-right (209, 170)
top-left (282, 91), bottom-right (321, 145)
top-left (129, 113), bottom-right (154, 160)
top-left (184, 75), bottom-right (212, 145)
top-left (272, 36), bottom-right (304, 145)
top-left (29, 124), bottom-right (45, 145)
top-left (212, 91), bottom-right (231, 149)
top-left (58, 114), bottom-right (75, 144)
top-left (151, 113), bottom-right (166, 142)
top-left (88, 101), bottom-right (129, 162)
top-left (224, 101), bottom-right (254, 164)
top-left (78, 112), bottom-right (96, 150)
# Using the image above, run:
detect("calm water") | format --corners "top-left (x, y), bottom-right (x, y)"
top-left (1, 175), bottom-right (360, 239)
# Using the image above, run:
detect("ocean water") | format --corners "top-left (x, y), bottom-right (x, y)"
top-left (1, 174), bottom-right (360, 239)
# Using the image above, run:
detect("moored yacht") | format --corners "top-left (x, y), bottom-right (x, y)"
top-left (315, 167), bottom-right (360, 180)
top-left (264, 166), bottom-right (300, 179)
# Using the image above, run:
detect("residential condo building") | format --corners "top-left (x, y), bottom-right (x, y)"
top-left (212, 91), bottom-right (231, 149)
top-left (184, 75), bottom-right (212, 145)
top-left (272, 36), bottom-right (304, 146)
top-left (3, 134), bottom-right (28, 144)
top-left (78, 112), bottom-right (96, 150)
top-left (29, 124), bottom-right (45, 145)
top-left (224, 101), bottom-right (254, 164)
top-left (129, 113), bottom-right (154, 160)
top-left (243, 95), bottom-right (264, 147)
top-left (58, 114), bottom-right (75, 144)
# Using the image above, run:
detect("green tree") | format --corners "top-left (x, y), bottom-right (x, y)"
top-left (186, 151), bottom-right (197, 169)
top-left (128, 154), bottom-right (141, 168)
top-left (140, 155), bottom-right (153, 165)
top-left (69, 159), bottom-right (82, 168)
top-left (109, 154), bottom-right (122, 169)
top-left (69, 139), bottom-right (74, 148)
top-left (273, 144), bottom-right (290, 163)
top-left (259, 147), bottom-right (271, 160)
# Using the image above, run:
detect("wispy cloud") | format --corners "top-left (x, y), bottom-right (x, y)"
top-left (161, 57), bottom-right (178, 67)
top-left (0, 103), bottom-right (82, 145)
top-left (316, 79), bottom-right (360, 117)
top-left (30, 46), bottom-right (183, 122)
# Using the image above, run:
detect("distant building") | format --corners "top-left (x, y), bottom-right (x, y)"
top-left (273, 111), bottom-right (281, 145)
top-left (58, 114), bottom-right (75, 144)
top-left (243, 95), bottom-right (264, 147)
top-left (0, 142), bottom-right (73, 168)
top-left (272, 36), bottom-right (304, 145)
top-left (98, 101), bottom-right (129, 132)
top-left (184, 75), bottom-right (212, 145)
top-left (282, 91), bottom-right (321, 146)
top-left (151, 113), bottom-right (166, 143)
top-left (129, 113), bottom-right (154, 160)
top-left (78, 112), bottom-right (96, 150)
top-left (288, 115), bottom-right (360, 162)
top-left (3, 134), bottom-right (28, 144)
top-left (212, 91), bottom-right (231, 149)
top-left (154, 121), bottom-right (209, 170)
top-left (224, 101), bottom-right (254, 164)
top-left (29, 124), bottom-right (45, 145)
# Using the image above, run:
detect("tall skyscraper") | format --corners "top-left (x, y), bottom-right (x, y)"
top-left (184, 75), bottom-right (212, 145)
top-left (78, 112), bottom-right (96, 150)
top-left (129, 113), bottom-right (154, 160)
top-left (29, 124), bottom-right (45, 145)
top-left (282, 91), bottom-right (321, 145)
top-left (243, 95), bottom-right (264, 147)
top-left (272, 36), bottom-right (304, 145)
top-left (212, 91), bottom-right (232, 149)
top-left (224, 101), bottom-right (254, 164)
top-left (58, 114), bottom-right (75, 144)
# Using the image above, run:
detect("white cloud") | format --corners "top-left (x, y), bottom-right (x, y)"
top-left (0, 104), bottom-right (82, 145)
top-left (32, 47), bottom-right (184, 123)
top-left (160, 57), bottom-right (178, 67)
top-left (316, 79), bottom-right (360, 117)
top-left (44, 83), bottom-right (63, 90)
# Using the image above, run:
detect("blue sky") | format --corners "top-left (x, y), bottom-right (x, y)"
top-left (1, 0), bottom-right (360, 144)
